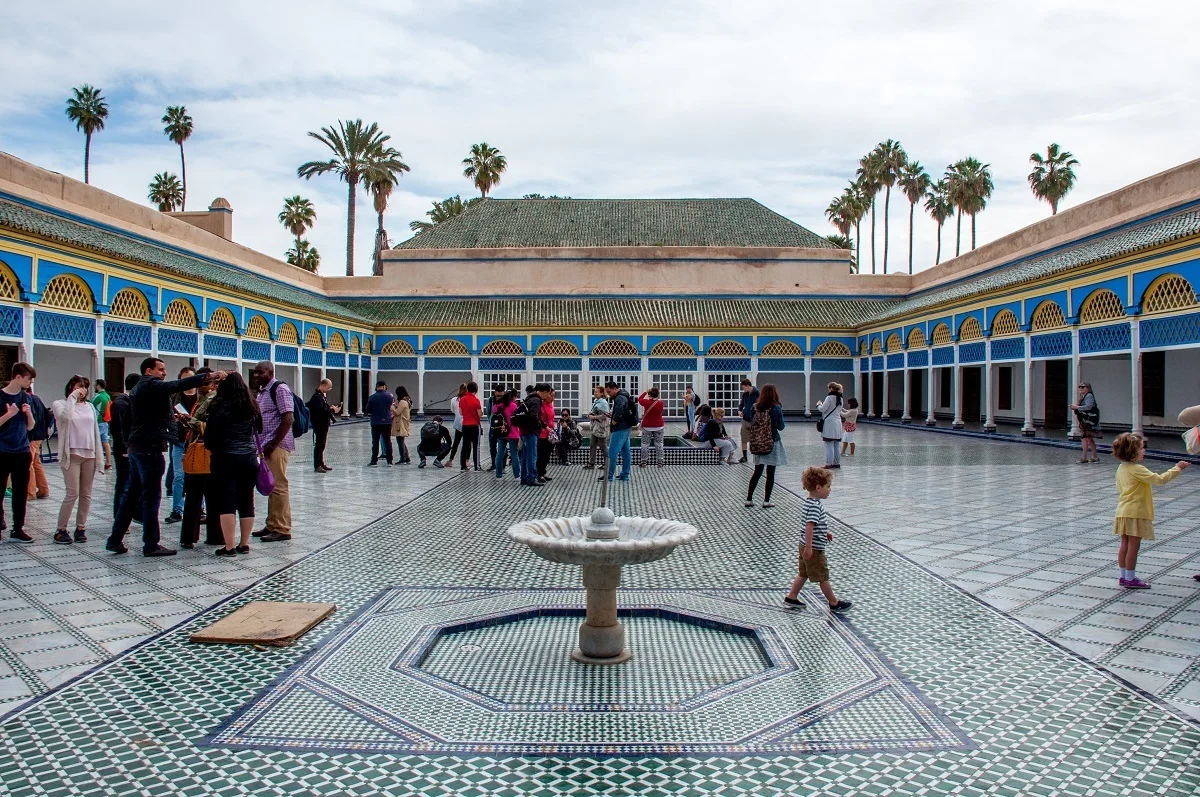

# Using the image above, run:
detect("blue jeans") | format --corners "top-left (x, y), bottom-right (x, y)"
top-left (519, 434), bottom-right (539, 484)
top-left (685, 406), bottom-right (695, 436)
top-left (607, 428), bottom-right (632, 480)
top-left (111, 450), bottom-right (165, 553)
top-left (169, 443), bottom-right (185, 514)
top-left (496, 438), bottom-right (520, 479)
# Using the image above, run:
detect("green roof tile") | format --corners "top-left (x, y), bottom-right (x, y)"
top-left (395, 198), bottom-right (836, 250)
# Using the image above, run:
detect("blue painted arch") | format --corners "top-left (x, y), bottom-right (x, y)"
top-left (1071, 276), bottom-right (1128, 316)
top-left (36, 259), bottom-right (103, 305)
top-left (1133, 258), bottom-right (1200, 310)
top-left (1022, 291), bottom-right (1068, 325)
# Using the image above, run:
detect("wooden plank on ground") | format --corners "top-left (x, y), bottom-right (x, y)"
top-left (190, 601), bottom-right (337, 647)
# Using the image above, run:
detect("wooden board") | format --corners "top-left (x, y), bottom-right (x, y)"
top-left (190, 601), bottom-right (336, 647)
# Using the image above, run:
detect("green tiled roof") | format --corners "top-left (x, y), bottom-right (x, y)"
top-left (0, 197), bottom-right (367, 322)
top-left (395, 198), bottom-right (836, 250)
top-left (869, 207), bottom-right (1200, 324)
top-left (338, 297), bottom-right (892, 330)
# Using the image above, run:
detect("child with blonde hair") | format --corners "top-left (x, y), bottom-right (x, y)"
top-left (784, 466), bottom-right (852, 612)
top-left (1110, 433), bottom-right (1189, 589)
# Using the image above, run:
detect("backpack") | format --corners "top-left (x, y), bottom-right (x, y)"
top-left (271, 381), bottom-right (311, 437)
top-left (619, 393), bottom-right (639, 427)
top-left (490, 407), bottom-right (509, 436)
top-left (511, 399), bottom-right (540, 434)
top-left (420, 421), bottom-right (441, 444)
top-left (748, 408), bottom-right (775, 455)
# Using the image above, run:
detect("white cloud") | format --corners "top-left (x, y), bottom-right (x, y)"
top-left (1, 0), bottom-right (1197, 277)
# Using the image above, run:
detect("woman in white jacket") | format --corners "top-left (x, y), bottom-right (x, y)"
top-left (50, 375), bottom-right (104, 545)
top-left (815, 382), bottom-right (845, 468)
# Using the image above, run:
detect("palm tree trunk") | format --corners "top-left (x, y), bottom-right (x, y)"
top-left (869, 202), bottom-right (877, 274)
top-left (179, 144), bottom-right (187, 212)
top-left (1051, 198), bottom-right (1058, 215)
top-left (935, 223), bottom-right (943, 265)
top-left (854, 222), bottom-right (861, 275)
top-left (296, 234), bottom-right (303, 264)
top-left (882, 185), bottom-right (891, 274)
top-left (955, 210), bottom-right (962, 257)
top-left (346, 181), bottom-right (357, 277)
top-left (374, 211), bottom-right (385, 277)
top-left (84, 133), bottom-right (91, 184)
top-left (907, 201), bottom-right (915, 274)
top-left (971, 213), bottom-right (977, 250)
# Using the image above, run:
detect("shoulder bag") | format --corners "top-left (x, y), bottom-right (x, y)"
top-left (183, 425), bottom-right (211, 475)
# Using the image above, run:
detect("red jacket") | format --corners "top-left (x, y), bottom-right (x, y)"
top-left (638, 393), bottom-right (665, 429)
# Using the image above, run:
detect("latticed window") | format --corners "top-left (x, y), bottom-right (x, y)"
top-left (1141, 275), bottom-right (1197, 315)
top-left (427, 339), bottom-right (469, 355)
top-left (871, 339), bottom-right (883, 354)
top-left (481, 339), bottom-right (524, 356)
top-left (1078, 289), bottom-right (1125, 324)
top-left (348, 336), bottom-right (360, 353)
top-left (537, 339), bottom-right (582, 356)
top-left (108, 288), bottom-right (150, 321)
top-left (707, 340), bottom-right (749, 356)
top-left (0, 262), bottom-right (20, 301)
top-left (277, 323), bottom-right (299, 344)
top-left (958, 317), bottom-right (983, 341)
top-left (761, 340), bottom-right (803, 357)
top-left (208, 308), bottom-right (237, 335)
top-left (907, 328), bottom-right (926, 348)
top-left (885, 333), bottom-right (903, 352)
top-left (1030, 302), bottom-right (1066, 331)
top-left (304, 328), bottom-right (323, 348)
top-left (381, 339), bottom-right (415, 355)
top-left (591, 339), bottom-right (639, 356)
top-left (244, 315), bottom-right (271, 340)
top-left (41, 275), bottom-right (93, 312)
top-left (363, 337), bottom-right (372, 353)
top-left (931, 324), bottom-right (952, 345)
top-left (859, 340), bottom-right (868, 356)
top-left (327, 332), bottom-right (347, 351)
top-left (813, 341), bottom-right (851, 357)
top-left (990, 310), bottom-right (1020, 337)
top-left (162, 299), bottom-right (197, 328)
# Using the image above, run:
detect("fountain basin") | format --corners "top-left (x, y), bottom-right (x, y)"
top-left (507, 515), bottom-right (698, 566)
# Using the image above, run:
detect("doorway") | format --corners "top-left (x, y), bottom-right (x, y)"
top-left (910, 370), bottom-right (924, 419)
top-left (871, 372), bottom-right (883, 417)
top-left (962, 367), bottom-right (982, 423)
top-left (104, 357), bottom-right (127, 395)
top-left (1044, 360), bottom-right (1068, 428)
top-left (348, 372), bottom-right (360, 416)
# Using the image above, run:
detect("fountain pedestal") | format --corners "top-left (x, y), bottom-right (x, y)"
top-left (574, 564), bottom-right (630, 664)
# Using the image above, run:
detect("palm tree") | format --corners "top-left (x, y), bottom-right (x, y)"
top-left (855, 152), bottom-right (882, 273)
top-left (874, 139), bottom-right (907, 273)
top-left (924, 180), bottom-right (955, 265)
top-left (286, 239), bottom-right (321, 272)
top-left (946, 158), bottom-right (994, 251)
top-left (462, 143), bottom-right (507, 198)
top-left (148, 173), bottom-right (184, 212)
top-left (826, 195), bottom-right (854, 272)
top-left (408, 195), bottom-right (482, 233)
top-left (161, 106), bottom-right (194, 210)
top-left (842, 184), bottom-right (867, 275)
top-left (65, 85), bottom-right (109, 185)
top-left (297, 119), bottom-right (391, 276)
top-left (825, 234), bottom-right (855, 269)
top-left (361, 147), bottom-right (411, 276)
top-left (278, 196), bottom-right (317, 265)
top-left (1028, 144), bottom-right (1079, 215)
top-left (897, 160), bottom-right (932, 274)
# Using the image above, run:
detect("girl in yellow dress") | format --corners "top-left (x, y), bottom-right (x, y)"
top-left (1111, 433), bottom-right (1189, 589)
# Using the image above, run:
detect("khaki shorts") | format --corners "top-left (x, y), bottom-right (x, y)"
top-left (740, 420), bottom-right (753, 445)
top-left (799, 549), bottom-right (829, 583)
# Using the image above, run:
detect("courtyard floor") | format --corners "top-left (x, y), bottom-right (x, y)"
top-left (0, 422), bottom-right (1197, 795)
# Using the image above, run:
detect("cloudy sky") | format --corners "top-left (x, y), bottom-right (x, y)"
top-left (1, 1), bottom-right (1196, 277)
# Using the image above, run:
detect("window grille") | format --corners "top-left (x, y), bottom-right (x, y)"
top-left (706, 340), bottom-right (749, 356)
top-left (591, 373), bottom-right (639, 398)
top-left (958, 317), bottom-right (983, 341)
top-left (427, 339), bottom-right (469, 355)
top-left (535, 372), bottom-right (581, 417)
top-left (208, 308), bottom-right (237, 335)
top-left (650, 339), bottom-right (696, 356)
top-left (481, 339), bottom-right (524, 356)
top-left (536, 339), bottom-right (581, 356)
top-left (304, 328), bottom-right (323, 348)
top-left (906, 329), bottom-right (926, 348)
top-left (761, 340), bottom-right (803, 357)
top-left (327, 332), bottom-right (347, 352)
top-left (885, 333), bottom-right (903, 352)
top-left (483, 372), bottom-right (524, 395)
top-left (707, 373), bottom-right (748, 415)
top-left (162, 299), bottom-right (198, 328)
top-left (1079, 290), bottom-right (1125, 324)
top-left (276, 323), bottom-right (299, 344)
top-left (990, 310), bottom-right (1020, 337)
top-left (649, 372), bottom-right (692, 418)
top-left (591, 339), bottom-right (639, 356)
top-left (871, 338), bottom-right (883, 354)
top-left (0, 262), bottom-right (19, 300)
top-left (1030, 302), bottom-right (1066, 331)
top-left (931, 324), bottom-right (952, 345)
top-left (244, 315), bottom-right (271, 340)
top-left (1141, 275), bottom-right (1197, 315)
top-left (108, 288), bottom-right (150, 321)
top-left (41, 275), bottom-right (93, 312)
top-left (349, 336), bottom-right (360, 353)
top-left (381, 339), bottom-right (415, 355)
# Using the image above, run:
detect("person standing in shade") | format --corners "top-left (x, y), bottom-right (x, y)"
top-left (180, 368), bottom-right (219, 548)
top-left (746, 383), bottom-right (787, 508)
top-left (485, 383), bottom-right (505, 471)
top-left (0, 363), bottom-right (37, 543)
top-left (204, 373), bottom-right (263, 557)
top-left (164, 366), bottom-right (196, 524)
top-left (458, 381), bottom-right (483, 472)
top-left (605, 381), bottom-right (635, 482)
top-left (366, 381), bottom-right (395, 466)
top-left (91, 378), bottom-right (113, 470)
top-left (738, 378), bottom-right (759, 464)
top-left (25, 380), bottom-right (50, 502)
top-left (815, 382), bottom-right (845, 469)
top-left (638, 387), bottom-right (666, 468)
top-left (108, 374), bottom-right (141, 525)
top-left (307, 378), bottom-right (340, 473)
top-left (251, 361), bottom-right (294, 544)
top-left (391, 386), bottom-right (412, 464)
top-left (108, 358), bottom-right (222, 557)
top-left (51, 375), bottom-right (105, 545)
top-left (582, 385), bottom-right (610, 471)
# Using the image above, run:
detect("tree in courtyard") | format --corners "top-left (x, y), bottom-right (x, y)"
top-left (873, 139), bottom-right (908, 273)
top-left (462, 142), bottom-right (507, 198)
top-left (161, 106), bottom-right (194, 210)
top-left (297, 119), bottom-right (391, 276)
top-left (897, 160), bottom-right (932, 274)
top-left (945, 157), bottom-right (994, 253)
top-left (286, 239), bottom-right (321, 272)
top-left (825, 234), bottom-right (856, 269)
top-left (924, 179), bottom-right (955, 266)
top-left (361, 146), bottom-right (411, 276)
top-left (1028, 143), bottom-right (1079, 215)
top-left (148, 172), bottom-right (184, 212)
top-left (65, 84), bottom-right (109, 185)
top-left (842, 184), bottom-right (867, 275)
top-left (278, 195), bottom-right (317, 267)
top-left (825, 195), bottom-right (856, 272)
top-left (854, 151), bottom-right (883, 273)
top-left (409, 195), bottom-right (482, 233)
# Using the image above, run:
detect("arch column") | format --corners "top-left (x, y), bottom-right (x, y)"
top-left (803, 355), bottom-right (812, 417)
top-left (880, 362), bottom-right (890, 421)
top-left (983, 333), bottom-right (997, 433)
top-left (901, 348), bottom-right (911, 423)
top-left (865, 355), bottom-right (874, 419)
top-left (20, 305), bottom-right (34, 364)
top-left (1130, 316), bottom-right (1143, 437)
top-left (952, 340), bottom-right (964, 429)
top-left (852, 352), bottom-right (861, 416)
top-left (471, 355), bottom-right (481, 392)
top-left (417, 354), bottom-right (426, 418)
top-left (1022, 330), bottom-right (1035, 436)
top-left (1068, 326), bottom-right (1082, 440)
top-left (94, 314), bottom-right (106, 380)
top-left (342, 358), bottom-right (351, 418)
top-left (925, 345), bottom-right (936, 426)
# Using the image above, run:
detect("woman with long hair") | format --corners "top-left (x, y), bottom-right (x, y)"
top-left (815, 381), bottom-right (845, 468)
top-left (449, 383), bottom-right (467, 460)
top-left (203, 373), bottom-right (261, 556)
top-left (50, 375), bottom-right (104, 545)
top-left (181, 367), bottom-right (221, 547)
top-left (392, 386), bottom-right (412, 464)
top-left (746, 384), bottom-right (787, 508)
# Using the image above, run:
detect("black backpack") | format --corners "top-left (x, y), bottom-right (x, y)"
top-left (511, 399), bottom-right (540, 434)
top-left (490, 407), bottom-right (509, 436)
top-left (621, 393), bottom-right (639, 427)
top-left (420, 421), bottom-right (441, 444)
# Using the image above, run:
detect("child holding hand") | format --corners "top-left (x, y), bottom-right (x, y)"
top-left (785, 466), bottom-right (852, 612)
top-left (1111, 433), bottom-right (1189, 589)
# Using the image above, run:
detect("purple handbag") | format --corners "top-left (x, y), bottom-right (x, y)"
top-left (256, 443), bottom-right (275, 496)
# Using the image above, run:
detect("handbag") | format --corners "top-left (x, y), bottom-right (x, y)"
top-left (815, 404), bottom-right (836, 434)
top-left (1183, 426), bottom-right (1200, 455)
top-left (255, 443), bottom-right (275, 496)
top-left (183, 439), bottom-right (211, 475)
top-left (590, 400), bottom-right (611, 440)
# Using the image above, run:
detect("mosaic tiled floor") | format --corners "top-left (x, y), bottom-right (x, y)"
top-left (0, 422), bottom-right (1198, 794)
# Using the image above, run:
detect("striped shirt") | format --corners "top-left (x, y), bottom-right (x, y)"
top-left (257, 379), bottom-right (296, 452)
top-left (801, 497), bottom-right (828, 550)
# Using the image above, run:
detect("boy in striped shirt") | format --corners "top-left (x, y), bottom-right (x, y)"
top-left (785, 467), bottom-right (852, 613)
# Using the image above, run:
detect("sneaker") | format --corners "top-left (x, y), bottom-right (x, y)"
top-left (783, 596), bottom-right (804, 607)
top-left (259, 531), bottom-right (292, 543)
top-left (368, 462), bottom-right (379, 468)
top-left (235, 545), bottom-right (250, 554)
top-left (433, 461), bottom-right (444, 469)
top-left (53, 530), bottom-right (72, 545)
top-left (738, 455), bottom-right (748, 464)
top-left (543, 475), bottom-right (553, 481)
top-left (386, 461), bottom-right (393, 466)
top-left (164, 512), bottom-right (183, 524)
top-left (419, 460), bottom-right (427, 468)
top-left (73, 529), bottom-right (87, 544)
top-left (617, 476), bottom-right (630, 481)
top-left (323, 466), bottom-right (335, 472)
top-left (461, 466), bottom-right (469, 472)
top-left (105, 539), bottom-right (128, 554)
top-left (1118, 578), bottom-right (1131, 587)
top-left (763, 502), bottom-right (776, 509)
top-left (215, 547), bottom-right (237, 557)
top-left (829, 600), bottom-right (853, 613)
top-left (1124, 578), bottom-right (1151, 590)
top-left (144, 546), bottom-right (177, 558)
top-left (744, 501), bottom-right (755, 507)
top-left (8, 530), bottom-right (32, 544)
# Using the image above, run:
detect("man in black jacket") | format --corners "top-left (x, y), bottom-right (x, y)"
top-left (108, 373), bottom-right (142, 524)
top-left (307, 378), bottom-right (340, 473)
top-left (107, 358), bottom-right (223, 557)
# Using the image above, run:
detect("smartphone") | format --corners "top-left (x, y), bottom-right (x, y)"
top-left (175, 403), bottom-right (189, 416)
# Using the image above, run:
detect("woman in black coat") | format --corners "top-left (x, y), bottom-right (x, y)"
top-left (203, 373), bottom-right (262, 556)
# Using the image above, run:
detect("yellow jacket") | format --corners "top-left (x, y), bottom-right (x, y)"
top-left (1115, 462), bottom-right (1182, 520)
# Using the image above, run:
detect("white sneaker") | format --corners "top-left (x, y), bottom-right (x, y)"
top-left (744, 501), bottom-right (755, 508)
top-left (763, 502), bottom-right (776, 509)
